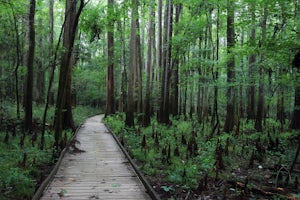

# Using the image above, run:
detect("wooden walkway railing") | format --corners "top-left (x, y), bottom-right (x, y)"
top-left (38, 115), bottom-right (152, 200)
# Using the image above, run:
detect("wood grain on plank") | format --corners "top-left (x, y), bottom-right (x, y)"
top-left (40, 115), bottom-right (151, 200)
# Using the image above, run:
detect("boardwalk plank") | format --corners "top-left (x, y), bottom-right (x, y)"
top-left (40, 115), bottom-right (151, 200)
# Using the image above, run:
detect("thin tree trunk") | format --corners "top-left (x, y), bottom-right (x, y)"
top-left (10, 5), bottom-right (21, 119)
top-left (143, 2), bottom-right (154, 126)
top-left (211, 5), bottom-right (220, 135)
top-left (118, 16), bottom-right (126, 113)
top-left (48, 0), bottom-right (55, 105)
top-left (197, 37), bottom-right (203, 122)
top-left (41, 14), bottom-right (66, 150)
top-left (247, 4), bottom-right (256, 120)
top-left (157, 0), bottom-right (162, 90)
top-left (136, 17), bottom-right (143, 117)
top-left (24, 0), bottom-right (36, 133)
top-left (223, 0), bottom-right (236, 133)
top-left (151, 12), bottom-right (157, 116)
top-left (277, 2), bottom-right (288, 128)
top-left (106, 0), bottom-right (115, 116)
top-left (36, 18), bottom-right (45, 104)
top-left (255, 5), bottom-right (267, 132)
top-left (290, 0), bottom-right (300, 130)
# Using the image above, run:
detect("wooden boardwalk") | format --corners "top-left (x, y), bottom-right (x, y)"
top-left (40, 115), bottom-right (151, 200)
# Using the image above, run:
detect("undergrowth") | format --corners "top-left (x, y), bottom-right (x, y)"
top-left (104, 113), bottom-right (299, 199)
top-left (0, 101), bottom-right (100, 199)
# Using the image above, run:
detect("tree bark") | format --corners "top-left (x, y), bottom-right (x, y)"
top-left (24, 0), bottom-right (36, 133)
top-left (211, 5), bottom-right (220, 135)
top-left (106, 0), bottom-right (115, 116)
top-left (157, 0), bottom-right (162, 90)
top-left (143, 2), bottom-right (154, 126)
top-left (49, 0), bottom-right (55, 105)
top-left (223, 0), bottom-right (236, 133)
top-left (10, 5), bottom-right (21, 119)
top-left (136, 16), bottom-right (143, 118)
top-left (36, 18), bottom-right (45, 104)
top-left (41, 1), bottom-right (66, 150)
top-left (54, 0), bottom-right (85, 149)
top-left (125, 0), bottom-right (138, 127)
top-left (290, 52), bottom-right (300, 129)
top-left (290, 0), bottom-right (300, 130)
top-left (247, 2), bottom-right (256, 120)
top-left (118, 15), bottom-right (126, 113)
top-left (170, 4), bottom-right (182, 117)
top-left (158, 0), bottom-right (173, 124)
top-left (255, 5), bottom-right (267, 132)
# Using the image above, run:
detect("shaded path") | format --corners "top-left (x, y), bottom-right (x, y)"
top-left (40, 115), bottom-right (151, 200)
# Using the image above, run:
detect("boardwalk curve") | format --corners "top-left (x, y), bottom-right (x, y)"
top-left (40, 115), bottom-right (151, 200)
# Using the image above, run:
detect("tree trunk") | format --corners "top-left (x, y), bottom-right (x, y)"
top-left (10, 5), bottom-right (21, 119)
top-left (290, 52), bottom-right (300, 129)
top-left (157, 0), bottom-right (162, 91)
top-left (106, 0), bottom-right (115, 116)
top-left (211, 5), bottom-right (220, 135)
top-left (118, 16), bottom-right (126, 113)
top-left (136, 16), bottom-right (143, 118)
top-left (62, 0), bottom-right (77, 131)
top-left (197, 37), bottom-right (203, 122)
top-left (36, 18), bottom-right (45, 104)
top-left (158, 0), bottom-right (173, 124)
top-left (247, 3), bottom-right (256, 120)
top-left (54, 0), bottom-right (85, 149)
top-left (125, 0), bottom-right (138, 127)
top-left (170, 4), bottom-right (182, 117)
top-left (255, 5), bottom-right (267, 132)
top-left (290, 0), bottom-right (300, 130)
top-left (143, 2), bottom-right (154, 126)
top-left (223, 0), bottom-right (236, 133)
top-left (49, 0), bottom-right (55, 105)
top-left (24, 0), bottom-right (36, 133)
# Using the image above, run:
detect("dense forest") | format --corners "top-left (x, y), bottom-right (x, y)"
top-left (0, 0), bottom-right (299, 199)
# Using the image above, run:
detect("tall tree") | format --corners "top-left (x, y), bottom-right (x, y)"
top-left (157, 0), bottom-right (162, 99)
top-left (223, 0), bottom-right (236, 132)
top-left (212, 4), bottom-right (221, 135)
top-left (290, 52), bottom-right (300, 130)
top-left (54, 0), bottom-right (85, 149)
top-left (247, 2), bottom-right (256, 120)
top-left (24, 0), bottom-right (36, 132)
top-left (62, 0), bottom-right (77, 131)
top-left (125, 0), bottom-right (138, 126)
top-left (35, 18), bottom-right (45, 104)
top-left (170, 3), bottom-right (182, 117)
top-left (136, 14), bottom-right (143, 118)
top-left (106, 0), bottom-right (115, 116)
top-left (9, 3), bottom-right (21, 119)
top-left (49, 0), bottom-right (55, 105)
top-left (255, 3), bottom-right (267, 132)
top-left (290, 0), bottom-right (300, 130)
top-left (117, 7), bottom-right (127, 113)
top-left (158, 0), bottom-right (173, 124)
top-left (143, 1), bottom-right (154, 126)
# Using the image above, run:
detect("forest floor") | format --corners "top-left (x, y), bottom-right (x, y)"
top-left (104, 114), bottom-right (300, 200)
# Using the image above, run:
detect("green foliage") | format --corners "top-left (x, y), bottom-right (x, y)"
top-left (105, 114), bottom-right (298, 198)
top-left (0, 131), bottom-right (53, 199)
top-left (0, 100), bottom-right (99, 199)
